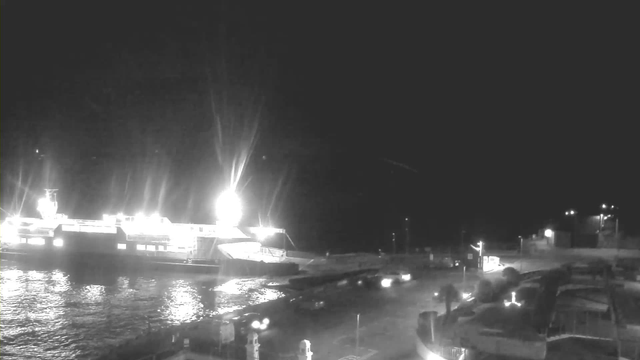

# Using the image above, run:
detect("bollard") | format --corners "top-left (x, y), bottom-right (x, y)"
top-left (298, 339), bottom-right (312, 360)
top-left (246, 331), bottom-right (260, 360)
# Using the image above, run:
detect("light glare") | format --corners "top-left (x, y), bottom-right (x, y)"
top-left (215, 190), bottom-right (242, 226)
top-left (29, 237), bottom-right (46, 245)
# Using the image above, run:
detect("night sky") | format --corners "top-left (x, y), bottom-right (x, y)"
top-left (2, 2), bottom-right (637, 252)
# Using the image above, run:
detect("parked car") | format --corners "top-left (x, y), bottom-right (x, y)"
top-left (290, 296), bottom-right (326, 312)
top-left (231, 312), bottom-right (270, 335)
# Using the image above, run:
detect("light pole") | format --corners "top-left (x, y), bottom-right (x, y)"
top-left (564, 209), bottom-right (577, 247)
top-left (470, 241), bottom-right (483, 271)
top-left (544, 229), bottom-right (554, 250)
top-left (603, 204), bottom-right (619, 238)
top-left (519, 236), bottom-right (523, 272)
top-left (355, 313), bottom-right (360, 356)
top-left (391, 232), bottom-right (396, 254)
top-left (404, 217), bottom-right (410, 254)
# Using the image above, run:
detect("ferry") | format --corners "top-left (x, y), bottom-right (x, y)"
top-left (0, 189), bottom-right (300, 276)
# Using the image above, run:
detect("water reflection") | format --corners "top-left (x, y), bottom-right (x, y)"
top-left (160, 280), bottom-right (203, 324)
top-left (0, 261), bottom-right (285, 360)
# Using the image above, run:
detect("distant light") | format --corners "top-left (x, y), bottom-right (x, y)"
top-left (381, 278), bottom-right (393, 288)
top-left (117, 243), bottom-right (127, 250)
top-left (602, 204), bottom-right (607, 209)
top-left (462, 292), bottom-right (472, 299)
top-left (251, 320), bottom-right (261, 329)
top-left (401, 274), bottom-right (411, 281)
top-left (405, 217), bottom-right (409, 221)
top-left (565, 211), bottom-right (569, 215)
top-left (215, 190), bottom-right (242, 226)
top-left (262, 318), bottom-right (270, 325)
top-left (504, 291), bottom-right (521, 307)
top-left (35, 149), bottom-right (39, 153)
top-left (53, 238), bottom-right (64, 247)
top-left (570, 210), bottom-right (575, 215)
top-left (544, 229), bottom-right (553, 237)
top-left (259, 323), bottom-right (267, 330)
top-left (250, 226), bottom-right (277, 240)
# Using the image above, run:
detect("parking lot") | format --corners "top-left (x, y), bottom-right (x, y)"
top-left (250, 268), bottom-right (472, 359)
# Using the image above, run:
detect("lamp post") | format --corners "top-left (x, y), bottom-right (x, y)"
top-left (470, 241), bottom-right (483, 271)
top-left (404, 217), bottom-right (410, 255)
top-left (565, 209), bottom-right (577, 247)
top-left (391, 232), bottom-right (396, 254)
top-left (519, 236), bottom-right (523, 272)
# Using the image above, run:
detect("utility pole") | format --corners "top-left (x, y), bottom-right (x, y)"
top-left (391, 232), bottom-right (396, 254)
top-left (519, 236), bottom-right (524, 272)
top-left (404, 217), bottom-right (410, 254)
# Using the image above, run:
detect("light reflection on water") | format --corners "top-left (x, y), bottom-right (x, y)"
top-left (0, 261), bottom-right (286, 360)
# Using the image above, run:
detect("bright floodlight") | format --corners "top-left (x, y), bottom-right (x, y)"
top-left (544, 229), bottom-right (553, 237)
top-left (216, 190), bottom-right (242, 226)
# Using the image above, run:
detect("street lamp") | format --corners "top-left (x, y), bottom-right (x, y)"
top-left (470, 241), bottom-right (483, 271)
top-left (565, 209), bottom-right (578, 247)
top-left (544, 229), bottom-right (553, 238)
top-left (215, 190), bottom-right (242, 226)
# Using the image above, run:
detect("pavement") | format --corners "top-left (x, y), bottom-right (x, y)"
top-left (254, 268), bottom-right (480, 360)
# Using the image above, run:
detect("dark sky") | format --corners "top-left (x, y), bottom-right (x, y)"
top-left (2, 2), bottom-right (638, 252)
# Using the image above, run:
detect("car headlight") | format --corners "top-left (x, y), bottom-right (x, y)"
top-left (381, 278), bottom-right (393, 288)
top-left (262, 318), bottom-right (270, 325)
top-left (401, 274), bottom-right (411, 281)
top-left (251, 320), bottom-right (260, 329)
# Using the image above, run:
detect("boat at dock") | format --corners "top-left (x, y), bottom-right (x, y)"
top-left (0, 190), bottom-right (299, 276)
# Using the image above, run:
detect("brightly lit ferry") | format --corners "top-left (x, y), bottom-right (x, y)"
top-left (0, 190), bottom-right (299, 275)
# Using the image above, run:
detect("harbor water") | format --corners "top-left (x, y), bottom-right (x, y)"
top-left (0, 260), bottom-right (286, 359)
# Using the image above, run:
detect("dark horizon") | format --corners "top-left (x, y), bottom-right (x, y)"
top-left (2, 2), bottom-right (638, 253)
